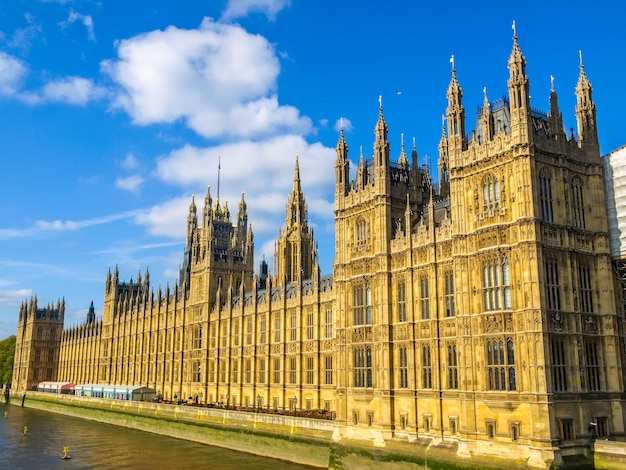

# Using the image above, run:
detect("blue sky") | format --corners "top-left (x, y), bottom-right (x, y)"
top-left (1, 0), bottom-right (624, 339)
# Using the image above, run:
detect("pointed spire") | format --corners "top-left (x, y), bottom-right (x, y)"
top-left (375, 94), bottom-right (388, 142)
top-left (507, 24), bottom-right (531, 142)
top-left (236, 191), bottom-right (248, 242)
top-left (373, 94), bottom-right (390, 176)
top-left (216, 155), bottom-right (222, 200)
top-left (203, 185), bottom-right (213, 225)
top-left (398, 133), bottom-right (409, 169)
top-left (239, 191), bottom-right (247, 214)
top-left (186, 194), bottom-right (198, 240)
top-left (549, 75), bottom-right (565, 138)
top-left (507, 22), bottom-right (529, 107)
top-left (481, 86), bottom-right (493, 142)
top-left (293, 153), bottom-right (302, 193)
top-left (285, 153), bottom-right (307, 228)
top-left (446, 55), bottom-right (465, 147)
top-left (335, 121), bottom-right (350, 196)
top-left (87, 300), bottom-right (96, 323)
top-left (509, 20), bottom-right (525, 71)
top-left (575, 50), bottom-right (598, 152)
top-left (336, 122), bottom-right (349, 162)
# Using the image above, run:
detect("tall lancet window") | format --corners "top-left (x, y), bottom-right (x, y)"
top-left (353, 284), bottom-right (373, 325)
top-left (572, 177), bottom-right (586, 229)
top-left (539, 169), bottom-right (554, 223)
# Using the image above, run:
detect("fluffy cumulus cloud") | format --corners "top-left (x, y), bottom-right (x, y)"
top-left (132, 135), bottom-right (336, 259)
top-left (103, 17), bottom-right (312, 139)
top-left (221, 0), bottom-right (292, 21)
top-left (0, 52), bottom-right (27, 95)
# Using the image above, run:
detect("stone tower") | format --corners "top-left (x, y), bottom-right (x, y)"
top-left (274, 154), bottom-right (317, 286)
top-left (12, 297), bottom-right (64, 391)
top-left (333, 101), bottom-right (433, 438)
top-left (181, 186), bottom-right (255, 308)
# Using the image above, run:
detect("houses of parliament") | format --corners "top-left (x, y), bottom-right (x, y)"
top-left (12, 33), bottom-right (626, 468)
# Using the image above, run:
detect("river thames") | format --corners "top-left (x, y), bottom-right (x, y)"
top-left (0, 403), bottom-right (314, 469)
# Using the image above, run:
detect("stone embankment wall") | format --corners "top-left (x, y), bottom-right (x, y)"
top-left (9, 391), bottom-right (333, 468)
top-left (594, 440), bottom-right (626, 470)
top-left (11, 391), bottom-right (621, 469)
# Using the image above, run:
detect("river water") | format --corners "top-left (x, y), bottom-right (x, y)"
top-left (0, 403), bottom-right (314, 469)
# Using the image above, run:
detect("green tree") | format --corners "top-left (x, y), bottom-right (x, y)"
top-left (0, 336), bottom-right (16, 386)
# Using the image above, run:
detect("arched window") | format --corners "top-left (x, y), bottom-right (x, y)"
top-left (539, 168), bottom-right (554, 223)
top-left (356, 218), bottom-right (368, 243)
top-left (571, 177), bottom-right (586, 229)
top-left (483, 255), bottom-right (511, 311)
top-left (397, 280), bottom-right (407, 322)
top-left (354, 347), bottom-right (373, 387)
top-left (486, 337), bottom-right (516, 391)
top-left (398, 347), bottom-right (408, 388)
top-left (422, 344), bottom-right (432, 388)
top-left (448, 343), bottom-right (458, 389)
top-left (482, 174), bottom-right (500, 211)
top-left (353, 284), bottom-right (373, 325)
top-left (544, 254), bottom-right (561, 310)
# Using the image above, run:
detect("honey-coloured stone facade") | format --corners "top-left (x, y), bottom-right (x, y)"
top-left (13, 33), bottom-right (625, 469)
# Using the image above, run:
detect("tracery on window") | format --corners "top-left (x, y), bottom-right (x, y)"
top-left (486, 337), bottom-right (516, 391)
top-left (356, 218), bottom-right (368, 244)
top-left (483, 255), bottom-right (511, 311)
top-left (353, 284), bottom-right (372, 325)
top-left (571, 177), bottom-right (586, 229)
top-left (354, 346), bottom-right (372, 387)
top-left (539, 168), bottom-right (554, 223)
top-left (482, 174), bottom-right (500, 212)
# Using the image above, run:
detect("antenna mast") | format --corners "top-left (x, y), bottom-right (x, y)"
top-left (217, 155), bottom-right (221, 200)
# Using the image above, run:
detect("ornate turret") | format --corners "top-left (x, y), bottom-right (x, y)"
top-left (335, 123), bottom-right (350, 197)
top-left (180, 194), bottom-right (198, 292)
top-left (507, 23), bottom-right (531, 143)
top-left (203, 185), bottom-right (213, 227)
top-left (481, 87), bottom-right (494, 142)
top-left (236, 191), bottom-right (248, 242)
top-left (438, 117), bottom-right (450, 199)
top-left (373, 96), bottom-right (390, 184)
top-left (274, 154), bottom-right (317, 286)
top-left (548, 75), bottom-right (565, 139)
top-left (446, 55), bottom-right (466, 152)
top-left (575, 51), bottom-right (599, 155)
top-left (86, 300), bottom-right (96, 323)
top-left (398, 134), bottom-right (409, 170)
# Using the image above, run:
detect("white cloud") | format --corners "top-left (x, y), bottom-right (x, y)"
top-left (116, 174), bottom-right (144, 193)
top-left (60, 9), bottom-right (95, 41)
top-left (134, 197), bottom-right (190, 238)
top-left (9, 13), bottom-right (43, 51)
top-left (103, 17), bottom-right (311, 139)
top-left (148, 135), bottom-right (336, 240)
top-left (221, 0), bottom-right (292, 21)
top-left (0, 52), bottom-right (27, 95)
top-left (21, 76), bottom-right (108, 105)
top-left (33, 211), bottom-right (139, 233)
top-left (0, 289), bottom-right (32, 308)
top-left (334, 116), bottom-right (353, 132)
top-left (121, 153), bottom-right (138, 170)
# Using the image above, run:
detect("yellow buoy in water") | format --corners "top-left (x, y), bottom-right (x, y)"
top-left (23, 426), bottom-right (28, 435)
top-left (62, 446), bottom-right (71, 460)
top-left (3, 411), bottom-right (7, 419)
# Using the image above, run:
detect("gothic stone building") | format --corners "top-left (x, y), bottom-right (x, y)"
top-left (13, 34), bottom-right (626, 468)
